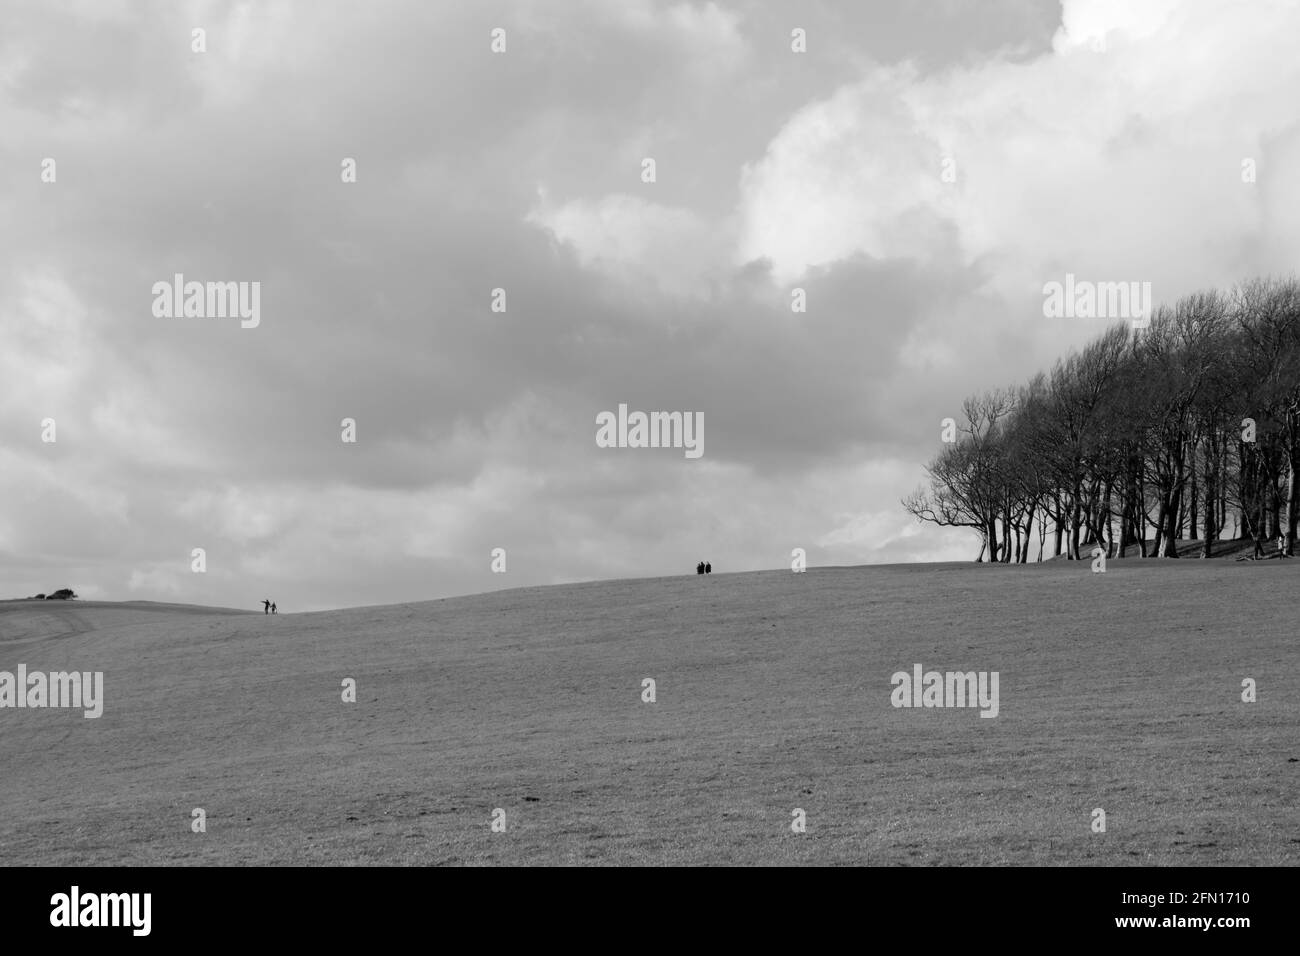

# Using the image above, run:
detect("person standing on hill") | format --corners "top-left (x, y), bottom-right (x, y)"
top-left (696, 562), bottom-right (705, 575)
top-left (271, 602), bottom-right (277, 614)
top-left (705, 562), bottom-right (712, 574)
top-left (262, 599), bottom-right (271, 614)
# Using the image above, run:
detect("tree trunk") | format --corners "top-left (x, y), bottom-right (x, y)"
top-left (1052, 495), bottom-right (1064, 557)
top-left (1270, 494), bottom-right (1281, 541)
top-left (1069, 495), bottom-right (1082, 560)
top-left (1201, 442), bottom-right (1215, 559)
top-left (1152, 496), bottom-right (1167, 557)
top-left (1161, 492), bottom-right (1181, 557)
top-left (1285, 447), bottom-right (1299, 556)
top-left (1161, 451), bottom-right (1184, 557)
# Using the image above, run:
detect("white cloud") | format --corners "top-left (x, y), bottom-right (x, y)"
top-left (735, 0), bottom-right (1300, 310)
top-left (604, 0), bottom-right (747, 75)
top-left (127, 565), bottom-right (185, 595)
top-left (0, 273), bottom-right (95, 407)
top-left (527, 190), bottom-right (728, 297)
top-left (1052, 0), bottom-right (1184, 52)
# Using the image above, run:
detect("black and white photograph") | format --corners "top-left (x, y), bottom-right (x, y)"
top-left (0, 0), bottom-right (1295, 937)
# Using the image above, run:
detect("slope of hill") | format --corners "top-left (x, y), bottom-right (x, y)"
top-left (1, 564), bottom-right (1296, 865)
top-left (1041, 538), bottom-right (1284, 560)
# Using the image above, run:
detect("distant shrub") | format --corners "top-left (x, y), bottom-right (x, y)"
top-left (33, 594), bottom-right (45, 600)
top-left (46, 588), bottom-right (76, 600)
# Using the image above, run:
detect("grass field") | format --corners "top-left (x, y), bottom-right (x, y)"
top-left (1, 561), bottom-right (1297, 866)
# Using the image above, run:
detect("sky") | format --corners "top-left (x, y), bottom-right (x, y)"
top-left (3, 0), bottom-right (1300, 611)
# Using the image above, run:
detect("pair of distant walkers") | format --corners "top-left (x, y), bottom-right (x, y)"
top-left (695, 561), bottom-right (712, 575)
top-left (261, 599), bottom-right (278, 614)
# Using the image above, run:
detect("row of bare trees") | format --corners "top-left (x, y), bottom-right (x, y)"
top-left (903, 277), bottom-right (1300, 561)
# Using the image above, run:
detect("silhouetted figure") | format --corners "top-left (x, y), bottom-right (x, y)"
top-left (262, 599), bottom-right (270, 614)
top-left (271, 602), bottom-right (278, 614)
top-left (705, 562), bottom-right (712, 574)
top-left (696, 562), bottom-right (705, 575)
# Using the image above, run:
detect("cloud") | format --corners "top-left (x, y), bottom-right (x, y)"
top-left (735, 0), bottom-right (1300, 314)
top-left (1052, 0), bottom-right (1185, 52)
top-left (2, 0), bottom-right (1296, 608)
top-left (526, 190), bottom-right (728, 298)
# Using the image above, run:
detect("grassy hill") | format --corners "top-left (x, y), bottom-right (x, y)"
top-left (1, 563), bottom-right (1297, 866)
top-left (1041, 538), bottom-right (1287, 560)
